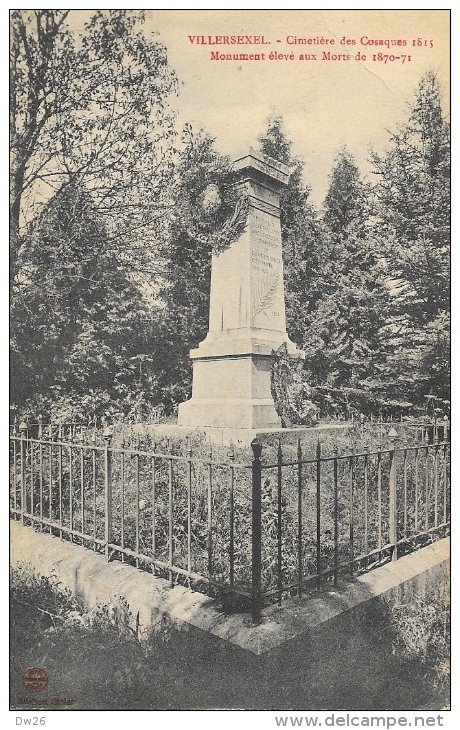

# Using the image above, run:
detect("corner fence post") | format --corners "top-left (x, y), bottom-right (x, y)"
top-left (19, 421), bottom-right (27, 523)
top-left (103, 426), bottom-right (113, 561)
top-left (251, 438), bottom-right (263, 624)
top-left (388, 428), bottom-right (398, 562)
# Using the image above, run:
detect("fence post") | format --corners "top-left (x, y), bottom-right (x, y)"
top-left (316, 439), bottom-right (321, 590)
top-left (19, 421), bottom-right (27, 523)
top-left (103, 426), bottom-right (113, 561)
top-left (388, 427), bottom-right (398, 562)
top-left (251, 438), bottom-right (263, 624)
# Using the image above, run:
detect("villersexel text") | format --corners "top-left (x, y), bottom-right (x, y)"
top-left (188, 34), bottom-right (434, 64)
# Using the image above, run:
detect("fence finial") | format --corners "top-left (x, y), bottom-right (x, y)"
top-left (277, 438), bottom-right (283, 462)
top-left (251, 438), bottom-right (262, 461)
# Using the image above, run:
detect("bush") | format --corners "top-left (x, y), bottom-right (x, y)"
top-left (385, 577), bottom-right (450, 691)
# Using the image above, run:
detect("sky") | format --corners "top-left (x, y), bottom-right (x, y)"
top-left (10, 8), bottom-right (450, 211)
top-left (132, 9), bottom-right (450, 206)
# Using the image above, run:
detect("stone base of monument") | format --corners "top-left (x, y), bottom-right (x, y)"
top-left (178, 398), bottom-right (279, 431)
top-left (177, 352), bottom-right (282, 430)
top-left (145, 422), bottom-right (351, 447)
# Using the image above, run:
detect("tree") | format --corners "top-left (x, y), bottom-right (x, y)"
top-left (303, 148), bottom-right (391, 416)
top-left (258, 116), bottom-right (325, 349)
top-left (10, 183), bottom-right (156, 420)
top-left (10, 9), bottom-right (178, 287)
top-left (371, 71), bottom-right (450, 412)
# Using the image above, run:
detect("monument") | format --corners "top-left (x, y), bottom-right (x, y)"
top-left (178, 148), bottom-right (304, 430)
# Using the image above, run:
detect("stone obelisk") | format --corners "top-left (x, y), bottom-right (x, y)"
top-left (178, 148), bottom-right (303, 430)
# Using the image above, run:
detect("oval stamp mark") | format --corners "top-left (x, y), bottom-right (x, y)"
top-left (23, 667), bottom-right (48, 693)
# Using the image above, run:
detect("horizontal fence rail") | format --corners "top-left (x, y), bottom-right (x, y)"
top-left (10, 422), bottom-right (450, 623)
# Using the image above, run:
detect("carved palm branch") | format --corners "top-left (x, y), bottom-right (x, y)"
top-left (252, 273), bottom-right (280, 324)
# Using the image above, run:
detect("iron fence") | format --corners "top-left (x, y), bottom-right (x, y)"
top-left (9, 422), bottom-right (450, 622)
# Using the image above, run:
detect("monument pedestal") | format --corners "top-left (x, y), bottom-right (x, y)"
top-left (178, 149), bottom-right (303, 431)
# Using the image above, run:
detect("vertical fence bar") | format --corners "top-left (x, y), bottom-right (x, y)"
top-left (38, 417), bottom-right (43, 520)
top-left (104, 430), bottom-right (113, 561)
top-left (316, 440), bottom-right (321, 589)
top-left (228, 445), bottom-right (235, 591)
top-left (403, 448), bottom-right (408, 538)
top-left (364, 446), bottom-right (369, 555)
top-left (333, 446), bottom-right (339, 587)
top-left (186, 439), bottom-right (192, 577)
top-left (443, 443), bottom-right (447, 525)
top-left (30, 441), bottom-right (34, 517)
top-left (207, 446), bottom-right (213, 594)
top-left (349, 453), bottom-right (354, 576)
top-left (168, 456), bottom-right (174, 587)
top-left (58, 424), bottom-right (63, 539)
top-left (434, 436), bottom-right (439, 528)
top-left (377, 448), bottom-right (382, 553)
top-left (49, 440), bottom-right (53, 533)
top-left (92, 446), bottom-right (97, 550)
top-left (135, 453), bottom-right (140, 568)
top-left (39, 440), bottom-right (43, 521)
top-left (151, 455), bottom-right (156, 569)
top-left (69, 444), bottom-right (73, 542)
top-left (389, 444), bottom-right (397, 561)
top-left (251, 439), bottom-right (263, 624)
top-left (120, 451), bottom-right (125, 561)
top-left (20, 423), bottom-right (27, 523)
top-left (425, 445), bottom-right (429, 531)
top-left (80, 448), bottom-right (84, 536)
top-left (13, 437), bottom-right (18, 512)
top-left (297, 439), bottom-right (303, 598)
top-left (414, 447), bottom-right (419, 533)
top-left (277, 440), bottom-right (283, 605)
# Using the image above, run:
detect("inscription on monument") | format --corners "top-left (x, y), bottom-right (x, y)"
top-left (250, 209), bottom-right (283, 326)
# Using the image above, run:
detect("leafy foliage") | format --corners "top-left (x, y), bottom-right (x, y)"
top-left (371, 71), bottom-right (450, 413)
top-left (271, 343), bottom-right (318, 427)
top-left (386, 575), bottom-right (450, 691)
top-left (10, 183), bottom-right (157, 420)
top-left (258, 116), bottom-right (325, 348)
top-left (304, 149), bottom-right (392, 416)
top-left (10, 9), bottom-right (178, 287)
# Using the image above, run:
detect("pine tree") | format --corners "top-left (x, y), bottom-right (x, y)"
top-left (371, 71), bottom-right (450, 413)
top-left (306, 148), bottom-right (391, 416)
top-left (258, 116), bottom-right (325, 349)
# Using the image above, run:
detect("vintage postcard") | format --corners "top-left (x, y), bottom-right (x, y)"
top-left (9, 8), bottom-right (450, 721)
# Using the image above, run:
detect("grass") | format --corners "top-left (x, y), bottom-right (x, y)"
top-left (10, 563), bottom-right (450, 711)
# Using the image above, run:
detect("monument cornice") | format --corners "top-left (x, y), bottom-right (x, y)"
top-left (234, 147), bottom-right (290, 189)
